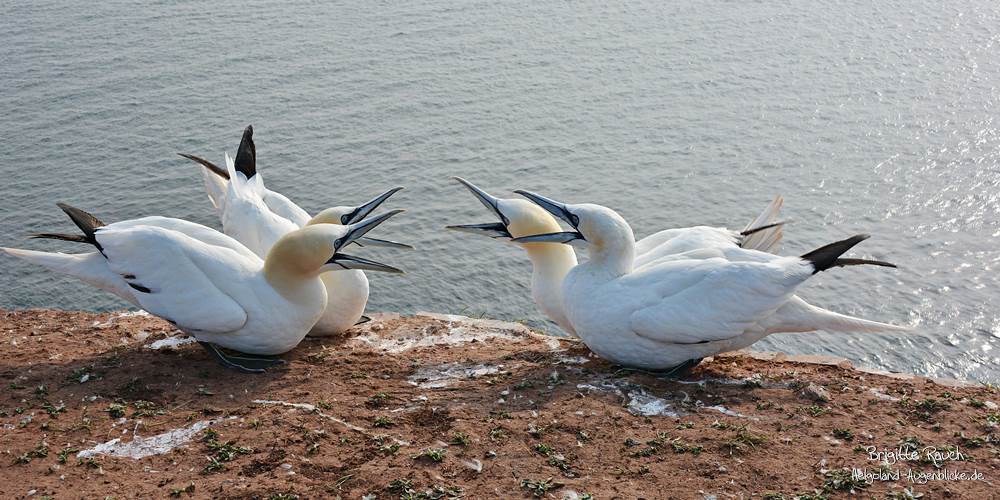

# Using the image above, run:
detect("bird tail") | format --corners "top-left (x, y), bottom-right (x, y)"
top-left (765, 296), bottom-right (910, 334)
top-left (44, 203), bottom-right (106, 251)
top-left (801, 234), bottom-right (896, 274)
top-left (740, 195), bottom-right (784, 253)
top-left (1, 247), bottom-right (138, 305)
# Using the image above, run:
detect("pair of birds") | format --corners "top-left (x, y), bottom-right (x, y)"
top-left (3, 125), bottom-right (907, 374)
top-left (3, 126), bottom-right (410, 372)
top-left (447, 178), bottom-right (907, 372)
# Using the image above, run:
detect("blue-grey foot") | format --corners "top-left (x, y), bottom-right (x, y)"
top-left (198, 342), bottom-right (286, 373)
top-left (661, 358), bottom-right (704, 378)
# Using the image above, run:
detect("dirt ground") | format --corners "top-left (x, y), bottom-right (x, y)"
top-left (1, 308), bottom-right (997, 499)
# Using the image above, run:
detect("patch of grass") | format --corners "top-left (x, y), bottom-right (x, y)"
top-left (387, 478), bottom-right (414, 493)
top-left (905, 398), bottom-right (950, 421)
top-left (711, 420), bottom-right (736, 430)
top-left (897, 436), bottom-right (923, 452)
top-left (449, 432), bottom-right (470, 447)
top-left (832, 428), bottom-right (854, 441)
top-left (202, 457), bottom-right (225, 474)
top-left (372, 416), bottom-right (395, 428)
top-left (489, 427), bottom-right (507, 441)
top-left (78, 457), bottom-right (101, 469)
top-left (412, 448), bottom-right (446, 463)
top-left (513, 380), bottom-right (534, 390)
top-left (520, 478), bottom-right (563, 498)
top-left (372, 435), bottom-right (401, 456)
top-left (969, 398), bottom-right (986, 409)
top-left (12, 442), bottom-right (49, 464)
top-left (366, 392), bottom-right (391, 408)
top-left (131, 400), bottom-right (161, 417)
top-left (805, 405), bottom-right (829, 417)
top-left (42, 401), bottom-right (66, 417)
top-left (886, 486), bottom-right (924, 499)
top-left (168, 483), bottom-right (195, 497)
top-left (725, 425), bottom-right (768, 455)
top-left (547, 454), bottom-right (571, 472)
top-left (316, 400), bottom-right (333, 410)
top-left (534, 443), bottom-right (553, 456)
top-left (57, 447), bottom-right (78, 464)
top-left (34, 385), bottom-right (48, 396)
top-left (823, 467), bottom-right (868, 493)
top-left (200, 428), bottom-right (251, 473)
top-left (527, 423), bottom-right (546, 438)
top-left (107, 403), bottom-right (127, 419)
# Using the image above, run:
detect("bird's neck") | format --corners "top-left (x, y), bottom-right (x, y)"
top-left (262, 229), bottom-right (329, 304)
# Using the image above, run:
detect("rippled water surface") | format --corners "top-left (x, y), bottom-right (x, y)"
top-left (2, 0), bottom-right (999, 381)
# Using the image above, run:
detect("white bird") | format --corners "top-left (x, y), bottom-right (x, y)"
top-left (2, 203), bottom-right (404, 372)
top-left (446, 177), bottom-right (785, 337)
top-left (447, 177), bottom-right (580, 336)
top-left (512, 190), bottom-right (908, 372)
top-left (179, 125), bottom-right (409, 335)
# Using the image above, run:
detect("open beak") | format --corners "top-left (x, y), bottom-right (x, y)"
top-left (511, 189), bottom-right (585, 244)
top-left (328, 209), bottom-right (406, 273)
top-left (445, 177), bottom-right (512, 239)
top-left (327, 253), bottom-right (404, 274)
top-left (341, 187), bottom-right (405, 225)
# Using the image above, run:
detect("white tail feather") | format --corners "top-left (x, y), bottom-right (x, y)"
top-left (741, 195), bottom-right (784, 254)
top-left (765, 296), bottom-right (910, 334)
top-left (200, 166), bottom-right (229, 215)
top-left (1, 248), bottom-right (139, 306)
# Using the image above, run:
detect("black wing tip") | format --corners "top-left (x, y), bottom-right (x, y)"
top-left (801, 233), bottom-right (874, 274)
top-left (234, 124), bottom-right (256, 179)
top-left (54, 202), bottom-right (105, 250)
top-left (177, 152), bottom-right (229, 180)
top-left (29, 232), bottom-right (89, 243)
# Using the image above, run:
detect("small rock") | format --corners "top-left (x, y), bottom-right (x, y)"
top-left (800, 383), bottom-right (831, 402)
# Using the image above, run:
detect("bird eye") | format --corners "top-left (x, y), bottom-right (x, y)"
top-left (569, 213), bottom-right (580, 227)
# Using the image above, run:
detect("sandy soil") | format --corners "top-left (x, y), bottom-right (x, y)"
top-left (1, 308), bottom-right (997, 499)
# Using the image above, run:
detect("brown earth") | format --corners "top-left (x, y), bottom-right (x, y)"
top-left (0, 308), bottom-right (998, 499)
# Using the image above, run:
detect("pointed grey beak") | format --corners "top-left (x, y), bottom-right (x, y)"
top-left (453, 177), bottom-right (510, 226)
top-left (327, 253), bottom-right (405, 274)
top-left (511, 190), bottom-right (585, 244)
top-left (355, 236), bottom-right (414, 250)
top-left (334, 209), bottom-right (405, 251)
top-left (327, 209), bottom-right (406, 273)
top-left (445, 222), bottom-right (512, 239)
top-left (510, 231), bottom-right (584, 245)
top-left (341, 187), bottom-right (405, 225)
top-left (513, 190), bottom-right (579, 229)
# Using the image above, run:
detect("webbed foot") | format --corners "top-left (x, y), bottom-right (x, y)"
top-left (198, 342), bottom-right (286, 373)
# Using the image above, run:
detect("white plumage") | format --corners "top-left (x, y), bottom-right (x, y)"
top-left (2, 204), bottom-right (404, 371)
top-left (180, 125), bottom-right (407, 335)
top-left (513, 191), bottom-right (908, 371)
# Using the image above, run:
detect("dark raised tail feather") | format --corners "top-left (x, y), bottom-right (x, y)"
top-left (178, 153), bottom-right (229, 180)
top-left (832, 258), bottom-right (897, 269)
top-left (801, 234), bottom-right (871, 274)
top-left (233, 124), bottom-right (256, 179)
top-left (30, 232), bottom-right (90, 243)
top-left (55, 203), bottom-right (105, 251)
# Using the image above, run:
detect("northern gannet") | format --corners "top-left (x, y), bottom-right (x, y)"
top-left (512, 190), bottom-right (908, 371)
top-left (2, 204), bottom-right (404, 372)
top-left (179, 125), bottom-right (409, 335)
top-left (446, 178), bottom-right (786, 337)
top-left (447, 177), bottom-right (580, 336)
